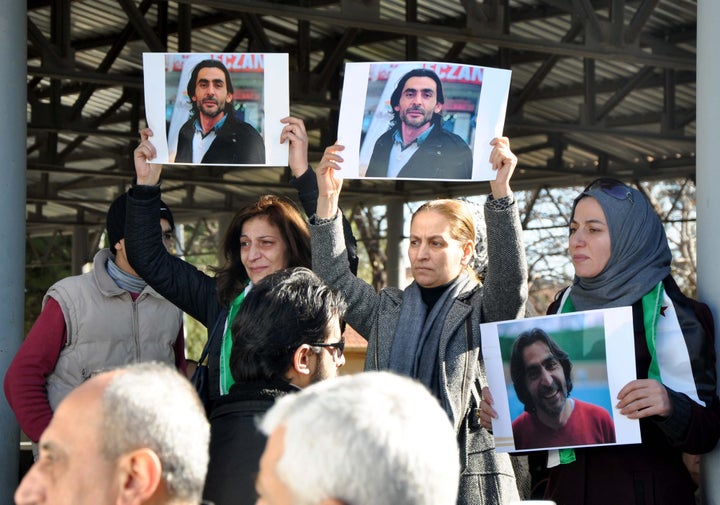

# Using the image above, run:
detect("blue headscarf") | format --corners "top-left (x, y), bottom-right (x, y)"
top-left (568, 179), bottom-right (671, 311)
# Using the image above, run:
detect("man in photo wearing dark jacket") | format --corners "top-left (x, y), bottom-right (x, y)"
top-left (174, 59), bottom-right (265, 165)
top-left (202, 267), bottom-right (346, 505)
top-left (364, 68), bottom-right (473, 179)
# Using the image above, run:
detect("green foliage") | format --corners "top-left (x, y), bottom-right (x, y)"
top-left (24, 234), bottom-right (73, 335)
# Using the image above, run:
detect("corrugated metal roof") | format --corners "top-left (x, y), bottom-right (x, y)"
top-left (26, 0), bottom-right (697, 235)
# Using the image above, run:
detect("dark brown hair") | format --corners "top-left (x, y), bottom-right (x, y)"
top-left (213, 195), bottom-right (311, 306)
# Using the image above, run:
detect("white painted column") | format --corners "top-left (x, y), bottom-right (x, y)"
top-left (696, 1), bottom-right (720, 503)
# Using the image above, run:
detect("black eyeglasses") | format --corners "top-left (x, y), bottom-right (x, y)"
top-left (310, 337), bottom-right (345, 359)
top-left (583, 177), bottom-right (633, 202)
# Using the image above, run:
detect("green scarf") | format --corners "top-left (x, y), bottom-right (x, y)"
top-left (219, 287), bottom-right (249, 395)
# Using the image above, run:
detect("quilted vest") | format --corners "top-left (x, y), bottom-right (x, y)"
top-left (44, 249), bottom-right (183, 410)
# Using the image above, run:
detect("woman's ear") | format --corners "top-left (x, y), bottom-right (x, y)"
top-left (461, 240), bottom-right (475, 266)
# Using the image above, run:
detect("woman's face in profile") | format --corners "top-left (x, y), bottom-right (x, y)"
top-left (408, 210), bottom-right (472, 288)
top-left (239, 215), bottom-right (290, 284)
top-left (569, 196), bottom-right (612, 279)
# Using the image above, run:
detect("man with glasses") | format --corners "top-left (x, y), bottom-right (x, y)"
top-left (202, 267), bottom-right (346, 505)
top-left (4, 193), bottom-right (185, 455)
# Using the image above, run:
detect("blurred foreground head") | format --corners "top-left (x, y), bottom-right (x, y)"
top-left (256, 371), bottom-right (460, 505)
top-left (15, 362), bottom-right (209, 505)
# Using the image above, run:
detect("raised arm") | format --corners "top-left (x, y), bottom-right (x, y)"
top-left (481, 137), bottom-right (528, 323)
top-left (281, 122), bottom-right (359, 274)
top-left (126, 129), bottom-right (219, 326)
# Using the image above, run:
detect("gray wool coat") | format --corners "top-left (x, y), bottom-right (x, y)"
top-left (310, 200), bottom-right (528, 505)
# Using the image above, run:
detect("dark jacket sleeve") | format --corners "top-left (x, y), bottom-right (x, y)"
top-left (125, 184), bottom-right (222, 327)
top-left (290, 167), bottom-right (359, 275)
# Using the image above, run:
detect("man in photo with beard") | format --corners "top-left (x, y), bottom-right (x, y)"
top-left (202, 267), bottom-right (347, 505)
top-left (510, 328), bottom-right (616, 450)
top-left (175, 59), bottom-right (265, 165)
top-left (364, 68), bottom-right (473, 179)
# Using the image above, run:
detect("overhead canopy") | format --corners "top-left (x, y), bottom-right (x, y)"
top-left (26, 0), bottom-right (696, 236)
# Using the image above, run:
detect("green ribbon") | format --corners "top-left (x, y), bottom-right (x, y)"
top-left (219, 289), bottom-right (247, 395)
top-left (641, 282), bottom-right (664, 382)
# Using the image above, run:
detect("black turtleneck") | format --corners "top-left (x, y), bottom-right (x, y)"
top-left (419, 278), bottom-right (456, 312)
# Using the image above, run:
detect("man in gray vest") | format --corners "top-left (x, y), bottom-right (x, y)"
top-left (4, 194), bottom-right (185, 448)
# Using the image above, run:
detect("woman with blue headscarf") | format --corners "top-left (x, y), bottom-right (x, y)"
top-left (484, 178), bottom-right (720, 504)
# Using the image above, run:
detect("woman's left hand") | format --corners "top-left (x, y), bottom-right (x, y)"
top-left (280, 116), bottom-right (309, 178)
top-left (488, 137), bottom-right (517, 200)
top-left (616, 379), bottom-right (673, 419)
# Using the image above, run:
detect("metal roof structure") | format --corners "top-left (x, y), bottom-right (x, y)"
top-left (26, 0), bottom-right (697, 236)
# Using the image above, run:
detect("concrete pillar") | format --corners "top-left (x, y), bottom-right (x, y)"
top-left (385, 200), bottom-right (404, 288)
top-left (696, 1), bottom-right (720, 503)
top-left (0, 0), bottom-right (27, 500)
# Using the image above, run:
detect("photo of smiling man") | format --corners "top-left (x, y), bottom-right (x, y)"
top-left (509, 327), bottom-right (616, 450)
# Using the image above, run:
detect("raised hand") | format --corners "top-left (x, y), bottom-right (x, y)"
top-left (280, 116), bottom-right (309, 178)
top-left (315, 143), bottom-right (345, 219)
top-left (134, 128), bottom-right (163, 186)
top-left (488, 137), bottom-right (517, 200)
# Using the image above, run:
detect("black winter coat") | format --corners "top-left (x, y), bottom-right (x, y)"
top-left (125, 169), bottom-right (357, 411)
top-left (202, 379), bottom-right (298, 505)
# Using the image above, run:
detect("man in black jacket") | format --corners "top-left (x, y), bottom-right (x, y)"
top-left (365, 68), bottom-right (472, 179)
top-left (202, 267), bottom-right (346, 505)
top-left (174, 59), bottom-right (265, 165)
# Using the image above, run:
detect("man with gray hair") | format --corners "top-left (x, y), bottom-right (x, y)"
top-left (14, 362), bottom-right (209, 505)
top-left (255, 371), bottom-right (460, 505)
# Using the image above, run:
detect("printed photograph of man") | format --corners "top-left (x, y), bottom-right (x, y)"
top-left (364, 67), bottom-right (473, 179)
top-left (509, 328), bottom-right (616, 450)
top-left (173, 58), bottom-right (265, 165)
top-left (172, 58), bottom-right (265, 165)
top-left (142, 52), bottom-right (291, 166)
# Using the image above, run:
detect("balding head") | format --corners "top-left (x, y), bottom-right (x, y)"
top-left (15, 362), bottom-right (210, 505)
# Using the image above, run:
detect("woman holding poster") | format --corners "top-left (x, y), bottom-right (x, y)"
top-left (310, 138), bottom-right (527, 504)
top-left (124, 117), bottom-right (358, 413)
top-left (482, 178), bottom-right (720, 504)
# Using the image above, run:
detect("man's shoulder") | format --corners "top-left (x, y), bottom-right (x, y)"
top-left (48, 269), bottom-right (96, 293)
top-left (511, 410), bottom-right (532, 428)
top-left (221, 114), bottom-right (262, 137)
top-left (429, 127), bottom-right (472, 149)
top-left (374, 128), bottom-right (395, 143)
top-left (574, 398), bottom-right (613, 420)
